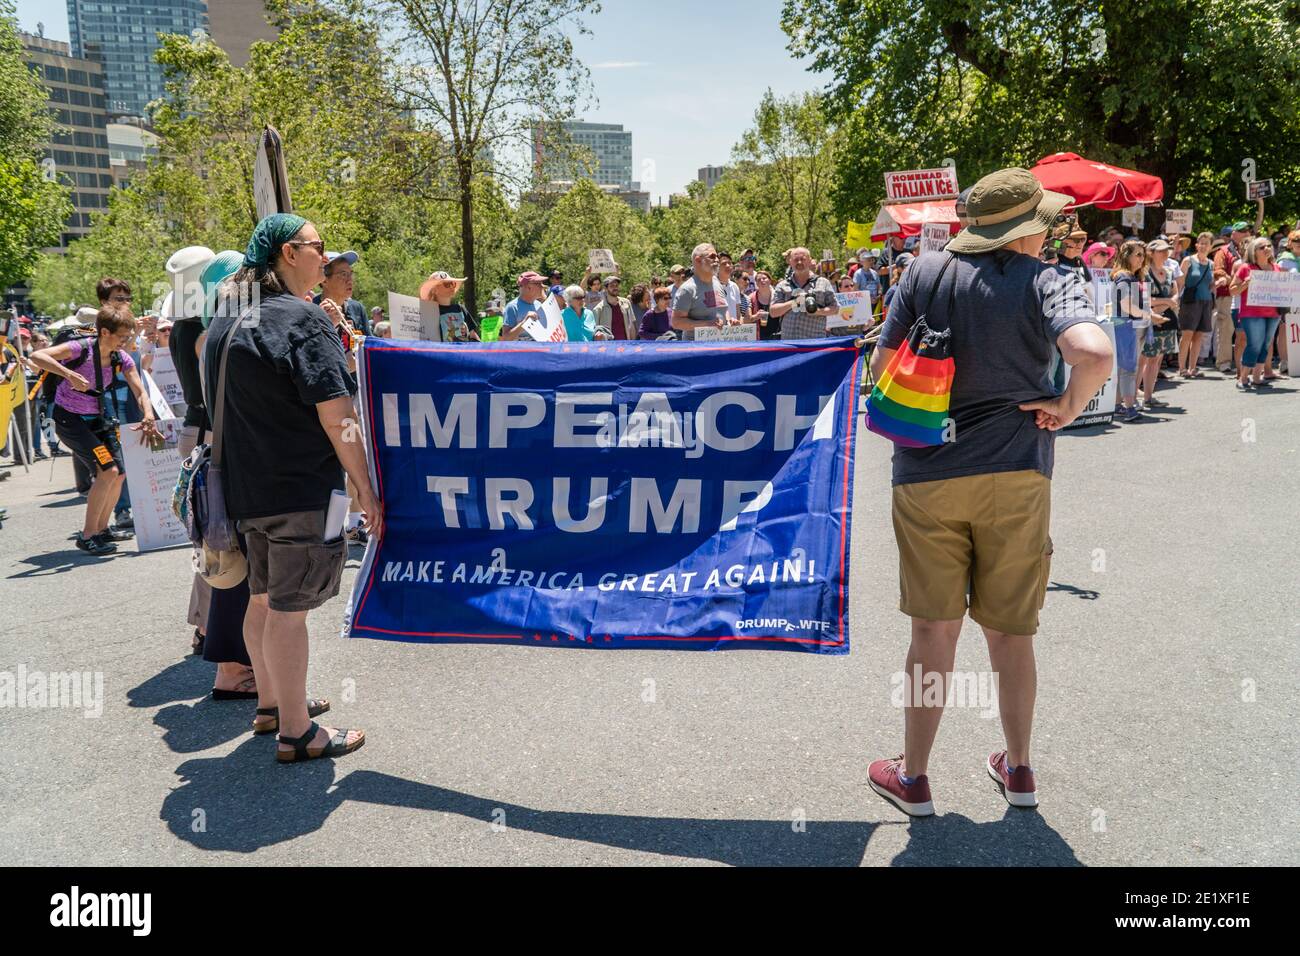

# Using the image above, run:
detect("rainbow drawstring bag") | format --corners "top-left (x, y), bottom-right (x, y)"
top-left (866, 254), bottom-right (957, 447)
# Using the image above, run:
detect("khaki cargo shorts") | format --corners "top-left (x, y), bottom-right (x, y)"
top-left (238, 509), bottom-right (346, 613)
top-left (891, 469), bottom-right (1053, 635)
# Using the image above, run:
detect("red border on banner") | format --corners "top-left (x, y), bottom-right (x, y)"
top-left (351, 341), bottom-right (859, 648)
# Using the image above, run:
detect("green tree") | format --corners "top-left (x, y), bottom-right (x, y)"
top-left (784, 0), bottom-right (1300, 229)
top-left (382, 0), bottom-right (600, 312)
top-left (0, 0), bottom-right (72, 289)
top-left (534, 179), bottom-right (654, 285)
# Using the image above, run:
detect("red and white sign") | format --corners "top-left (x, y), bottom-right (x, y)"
top-left (884, 167), bottom-right (960, 203)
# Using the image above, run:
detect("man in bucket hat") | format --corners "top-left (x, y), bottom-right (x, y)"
top-left (866, 168), bottom-right (1114, 817)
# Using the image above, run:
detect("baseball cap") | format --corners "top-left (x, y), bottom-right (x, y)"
top-left (602, 275), bottom-right (621, 287)
top-left (325, 250), bottom-right (359, 266)
top-left (549, 284), bottom-right (565, 296)
top-left (895, 252), bottom-right (916, 269)
top-left (1146, 238), bottom-right (1172, 252)
top-left (517, 271), bottom-right (545, 285)
top-left (1231, 221), bottom-right (1249, 232)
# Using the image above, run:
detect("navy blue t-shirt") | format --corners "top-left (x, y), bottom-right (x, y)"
top-left (879, 251), bottom-right (1099, 486)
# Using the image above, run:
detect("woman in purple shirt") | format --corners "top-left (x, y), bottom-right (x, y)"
top-left (638, 286), bottom-right (675, 340)
top-left (29, 308), bottom-right (159, 555)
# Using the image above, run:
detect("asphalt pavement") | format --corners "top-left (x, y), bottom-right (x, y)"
top-left (1, 369), bottom-right (1296, 866)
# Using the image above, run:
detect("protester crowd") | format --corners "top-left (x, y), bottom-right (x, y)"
top-left (2, 181), bottom-right (1296, 773)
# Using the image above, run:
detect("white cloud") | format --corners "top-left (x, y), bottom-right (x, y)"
top-left (590, 60), bottom-right (649, 69)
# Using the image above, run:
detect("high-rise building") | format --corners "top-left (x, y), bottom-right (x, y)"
top-left (19, 32), bottom-right (112, 251)
top-left (534, 121), bottom-right (634, 189)
top-left (698, 165), bottom-right (727, 192)
top-left (107, 118), bottom-right (161, 187)
top-left (206, 0), bottom-right (279, 67)
top-left (67, 0), bottom-right (207, 118)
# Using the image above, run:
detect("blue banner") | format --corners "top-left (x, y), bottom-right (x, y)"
top-left (345, 337), bottom-right (863, 653)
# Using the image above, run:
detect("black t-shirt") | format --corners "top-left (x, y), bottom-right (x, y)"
top-left (203, 292), bottom-right (356, 520)
top-left (168, 318), bottom-right (210, 433)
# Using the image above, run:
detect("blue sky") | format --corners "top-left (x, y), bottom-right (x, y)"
top-left (13, 1), bottom-right (822, 201)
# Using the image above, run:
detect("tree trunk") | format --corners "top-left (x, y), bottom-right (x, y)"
top-left (459, 160), bottom-right (476, 315)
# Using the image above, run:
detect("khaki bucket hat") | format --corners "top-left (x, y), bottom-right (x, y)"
top-left (947, 168), bottom-right (1073, 255)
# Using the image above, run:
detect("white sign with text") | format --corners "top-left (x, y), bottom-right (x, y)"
top-left (122, 417), bottom-right (190, 552)
top-left (1244, 271), bottom-right (1300, 310)
top-left (387, 292), bottom-right (441, 341)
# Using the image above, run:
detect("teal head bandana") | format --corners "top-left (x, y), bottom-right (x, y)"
top-left (243, 213), bottom-right (308, 270)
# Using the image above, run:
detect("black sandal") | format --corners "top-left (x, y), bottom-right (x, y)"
top-left (276, 720), bottom-right (365, 763)
top-left (252, 699), bottom-right (331, 735)
top-left (211, 673), bottom-right (258, 701)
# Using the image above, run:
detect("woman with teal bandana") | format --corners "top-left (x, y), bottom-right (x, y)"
top-left (202, 213), bottom-right (376, 764)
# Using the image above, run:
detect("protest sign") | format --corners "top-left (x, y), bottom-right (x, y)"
top-left (1090, 268), bottom-right (1114, 316)
top-left (147, 349), bottom-right (186, 416)
top-left (829, 291), bottom-right (871, 330)
top-left (1121, 205), bottom-right (1145, 230)
top-left (1163, 209), bottom-right (1193, 234)
top-left (845, 220), bottom-right (872, 249)
top-left (479, 315), bottom-right (503, 342)
top-left (141, 370), bottom-right (173, 421)
top-left (540, 294), bottom-right (568, 341)
top-left (694, 323), bottom-right (758, 342)
top-left (884, 167), bottom-right (959, 202)
top-left (1286, 313), bottom-right (1300, 379)
top-left (253, 125), bottom-right (292, 219)
top-left (1244, 270), bottom-right (1300, 309)
top-left (1062, 320), bottom-right (1118, 429)
top-left (347, 337), bottom-right (863, 652)
top-left (387, 292), bottom-right (440, 341)
top-left (920, 222), bottom-right (951, 256)
top-left (121, 418), bottom-right (189, 552)
top-left (1247, 179), bottom-right (1274, 201)
top-left (588, 249), bottom-right (616, 272)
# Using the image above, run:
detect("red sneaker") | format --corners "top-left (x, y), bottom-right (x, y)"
top-left (868, 755), bottom-right (934, 817)
top-left (987, 751), bottom-right (1038, 808)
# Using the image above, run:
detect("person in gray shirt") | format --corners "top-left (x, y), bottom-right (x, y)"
top-left (671, 243), bottom-right (731, 340)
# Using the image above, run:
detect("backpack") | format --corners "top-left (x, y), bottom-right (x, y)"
top-left (41, 329), bottom-right (121, 405)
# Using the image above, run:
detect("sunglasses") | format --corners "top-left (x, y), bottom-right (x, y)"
top-left (288, 240), bottom-right (326, 255)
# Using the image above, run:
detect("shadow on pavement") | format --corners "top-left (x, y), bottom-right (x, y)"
top-left (39, 497), bottom-right (86, 509)
top-left (153, 699), bottom-right (254, 754)
top-left (891, 808), bottom-right (1082, 866)
top-left (127, 658), bottom-right (214, 708)
top-left (1046, 581), bottom-right (1100, 600)
top-left (161, 746), bottom-right (879, 865)
top-left (7, 548), bottom-right (141, 578)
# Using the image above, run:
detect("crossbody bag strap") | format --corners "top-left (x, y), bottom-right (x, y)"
top-left (917, 252), bottom-right (957, 330)
top-left (211, 307), bottom-right (252, 468)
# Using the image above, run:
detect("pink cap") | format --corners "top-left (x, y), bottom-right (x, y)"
top-left (517, 271), bottom-right (545, 285)
top-left (1083, 242), bottom-right (1113, 263)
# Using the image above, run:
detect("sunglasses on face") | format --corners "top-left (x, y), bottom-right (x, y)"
top-left (288, 240), bottom-right (325, 255)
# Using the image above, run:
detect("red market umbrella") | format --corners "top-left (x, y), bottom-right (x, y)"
top-left (1030, 153), bottom-right (1164, 211)
top-left (870, 199), bottom-right (960, 240)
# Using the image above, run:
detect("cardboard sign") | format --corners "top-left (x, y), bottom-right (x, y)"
top-left (693, 323), bottom-right (759, 342)
top-left (1163, 209), bottom-right (1193, 234)
top-left (1062, 320), bottom-right (1118, 429)
top-left (541, 294), bottom-right (567, 340)
top-left (1121, 205), bottom-right (1145, 230)
top-left (519, 316), bottom-right (551, 342)
top-left (829, 290), bottom-right (872, 330)
top-left (121, 417), bottom-right (190, 552)
top-left (1247, 179), bottom-right (1274, 201)
top-left (1244, 270), bottom-right (1300, 310)
top-left (920, 222), bottom-right (951, 256)
top-left (253, 125), bottom-right (292, 219)
top-left (387, 292), bottom-right (441, 341)
top-left (884, 167), bottom-right (959, 202)
top-left (588, 249), bottom-right (616, 272)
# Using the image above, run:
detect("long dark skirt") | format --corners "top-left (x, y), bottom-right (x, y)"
top-left (202, 532), bottom-right (252, 667)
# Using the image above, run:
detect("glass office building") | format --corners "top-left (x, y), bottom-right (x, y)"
top-left (67, 0), bottom-right (207, 118)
